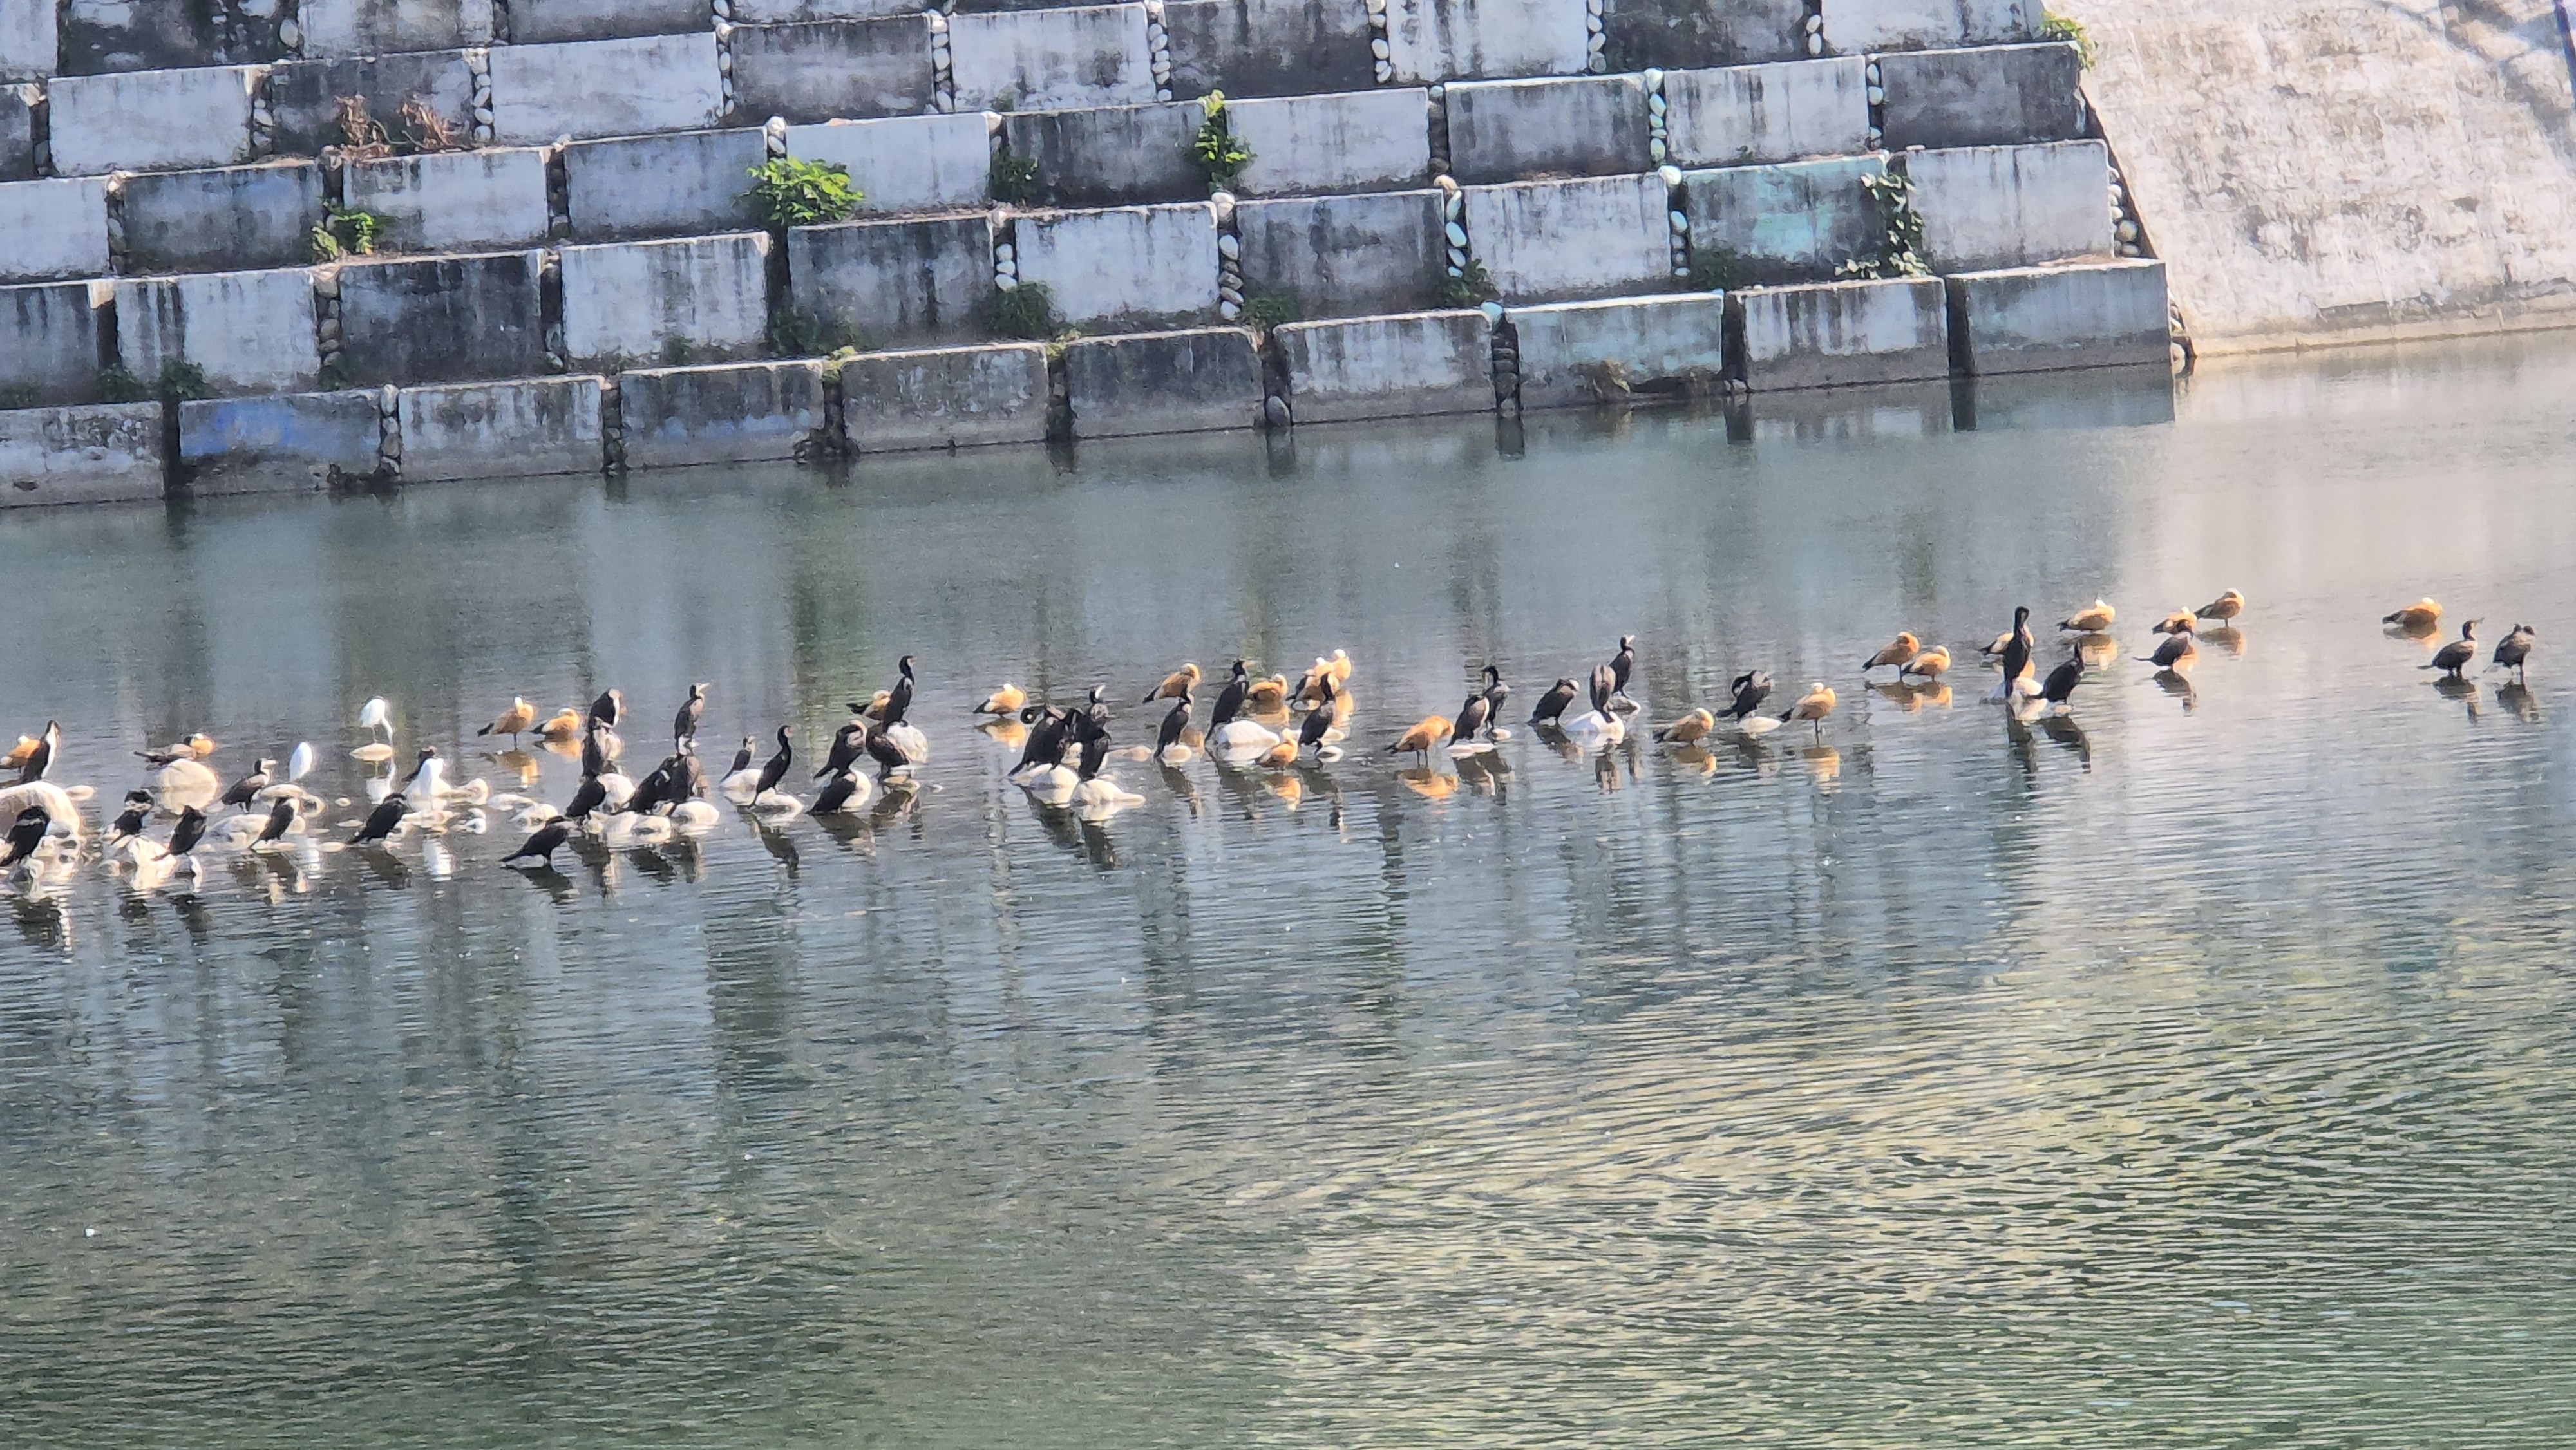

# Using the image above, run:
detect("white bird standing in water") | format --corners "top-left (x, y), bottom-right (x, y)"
top-left (358, 697), bottom-right (391, 741)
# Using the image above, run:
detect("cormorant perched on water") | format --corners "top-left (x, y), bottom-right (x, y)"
top-left (1452, 665), bottom-right (1504, 744)
top-left (672, 683), bottom-right (708, 746)
top-left (1154, 690), bottom-right (1194, 760)
top-left (166, 806), bottom-right (208, 860)
top-left (107, 789), bottom-right (152, 845)
top-left (220, 758), bottom-right (272, 808)
top-left (2039, 647), bottom-right (2084, 708)
top-left (253, 796), bottom-right (296, 845)
top-left (15, 720), bottom-right (57, 785)
top-left (2496, 623), bottom-right (2537, 681)
top-left (502, 814), bottom-right (572, 867)
top-left (1208, 661), bottom-right (1251, 729)
top-left (588, 688), bottom-right (623, 730)
top-left (2427, 621), bottom-right (2480, 680)
top-left (1721, 670), bottom-right (1773, 721)
top-left (1528, 677), bottom-right (1577, 725)
top-left (351, 792), bottom-right (408, 845)
top-left (1, 806), bottom-right (48, 869)
top-left (1608, 636), bottom-right (1637, 708)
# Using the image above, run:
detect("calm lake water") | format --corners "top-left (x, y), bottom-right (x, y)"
top-left (4, 341), bottom-right (2575, 1447)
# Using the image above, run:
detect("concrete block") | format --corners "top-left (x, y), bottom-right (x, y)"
top-left (785, 213), bottom-right (991, 346)
top-left (59, 0), bottom-right (229, 75)
top-left (1160, 0), bottom-right (1374, 99)
top-left (1662, 58), bottom-right (1869, 167)
top-left (264, 52), bottom-right (478, 159)
top-left (1904, 139), bottom-right (2110, 270)
top-left (1821, 0), bottom-right (2036, 52)
top-left (1598, 0), bottom-right (1804, 69)
top-left (840, 341), bottom-right (1050, 451)
top-left (0, 404), bottom-right (166, 509)
top-left (1229, 89), bottom-right (1431, 196)
top-left (560, 232), bottom-right (774, 366)
top-left (0, 85), bottom-right (36, 179)
top-left (1001, 102), bottom-right (1202, 207)
top-left (334, 250), bottom-right (545, 384)
top-left (47, 67), bottom-right (256, 176)
top-left (115, 268), bottom-right (319, 395)
top-left (1682, 155), bottom-right (1884, 282)
top-left (563, 127), bottom-right (767, 241)
top-left (734, 0), bottom-right (916, 19)
top-left (488, 33), bottom-right (724, 144)
top-left (1734, 276), bottom-right (1947, 389)
top-left (343, 147), bottom-right (551, 253)
top-left (1508, 292), bottom-right (1728, 408)
top-left (176, 391), bottom-right (383, 494)
top-left (1015, 202), bottom-right (1218, 328)
top-left (1384, 0), bottom-right (1587, 84)
top-left (785, 112), bottom-right (993, 213)
top-left (729, 17), bottom-right (939, 123)
top-left (0, 282), bottom-right (105, 404)
top-left (2, 0), bottom-right (53, 81)
top-left (1875, 42), bottom-right (2081, 150)
top-left (118, 162), bottom-right (325, 274)
top-left (1947, 259), bottom-right (2169, 374)
top-left (1446, 75), bottom-right (1647, 184)
top-left (949, 5), bottom-right (1155, 112)
top-left (0, 178), bottom-right (109, 283)
top-left (617, 359), bottom-right (826, 467)
top-left (297, 0), bottom-right (494, 57)
top-left (1233, 190), bottom-right (1444, 317)
top-left (511, 0), bottom-right (706, 43)
top-left (1465, 174), bottom-right (1671, 301)
top-left (1959, 364), bottom-right (2172, 430)
top-left (1063, 327), bottom-right (1261, 438)
top-left (398, 375), bottom-right (605, 481)
top-left (1274, 310), bottom-right (1492, 422)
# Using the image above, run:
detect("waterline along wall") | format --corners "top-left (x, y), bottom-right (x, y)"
top-left (0, 0), bottom-right (2174, 505)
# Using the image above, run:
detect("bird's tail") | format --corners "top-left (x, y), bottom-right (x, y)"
top-left (476, 724), bottom-right (493, 736)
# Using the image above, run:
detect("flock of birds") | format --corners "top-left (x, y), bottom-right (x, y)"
top-left (0, 587), bottom-right (2535, 894)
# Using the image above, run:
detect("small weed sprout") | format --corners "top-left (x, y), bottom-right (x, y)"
top-left (1189, 89), bottom-right (1255, 189)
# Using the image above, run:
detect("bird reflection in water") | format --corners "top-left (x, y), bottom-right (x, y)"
top-left (1452, 751), bottom-right (1510, 796)
top-left (2434, 675), bottom-right (2480, 718)
top-left (2498, 682), bottom-right (2541, 722)
top-left (1397, 766), bottom-right (1455, 801)
top-left (2038, 713), bottom-right (2090, 769)
top-left (2152, 669), bottom-right (2199, 712)
top-left (1801, 743), bottom-right (1841, 784)
top-left (2202, 626), bottom-right (2246, 658)
top-left (750, 815), bottom-right (800, 874)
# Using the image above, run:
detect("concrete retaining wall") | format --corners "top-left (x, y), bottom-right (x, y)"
top-left (1821, 0), bottom-right (2035, 52)
top-left (1016, 202), bottom-right (1218, 327)
top-left (0, 178), bottom-right (108, 281)
top-left (559, 232), bottom-right (773, 366)
top-left (786, 212), bottom-right (992, 345)
top-left (59, 0), bottom-right (227, 76)
top-left (512, 0), bottom-right (706, 44)
top-left (1162, 0), bottom-right (1374, 99)
top-left (1904, 139), bottom-right (2110, 271)
top-left (1875, 42), bottom-right (2080, 151)
top-left (0, 404), bottom-right (166, 509)
top-left (1508, 292), bottom-right (1728, 408)
top-left (1228, 89), bottom-right (1431, 196)
top-left (1063, 326), bottom-right (1262, 437)
top-left (343, 148), bottom-right (551, 253)
top-left (398, 375), bottom-right (604, 480)
top-left (1662, 58), bottom-right (1869, 167)
top-left (176, 390), bottom-right (382, 493)
top-left (949, 5), bottom-right (1155, 111)
top-left (618, 359), bottom-right (826, 467)
top-left (1, 85), bottom-right (37, 179)
top-left (488, 33), bottom-right (724, 144)
top-left (1735, 275), bottom-right (1947, 389)
top-left (1233, 189), bottom-right (1444, 317)
top-left (729, 17), bottom-right (939, 123)
top-left (1466, 173), bottom-right (1671, 300)
top-left (120, 162), bottom-right (323, 273)
top-left (48, 66), bottom-right (256, 175)
top-left (786, 113), bottom-right (994, 213)
top-left (563, 127), bottom-right (767, 242)
top-left (1598, 0), bottom-right (1804, 69)
top-left (335, 250), bottom-right (545, 384)
top-left (840, 341), bottom-right (1050, 449)
top-left (1682, 154), bottom-right (1883, 282)
top-left (1385, 0), bottom-right (1587, 83)
top-left (3, 0), bottom-right (55, 80)
top-left (1273, 309), bottom-right (1492, 422)
top-left (734, 0), bottom-right (918, 20)
top-left (265, 52), bottom-right (477, 158)
top-left (298, 0), bottom-right (493, 58)
top-left (1001, 101), bottom-right (1202, 207)
top-left (1947, 259), bottom-right (2169, 373)
top-left (116, 267), bottom-right (319, 395)
top-left (1446, 75), bottom-right (1647, 183)
top-left (0, 282), bottom-right (103, 404)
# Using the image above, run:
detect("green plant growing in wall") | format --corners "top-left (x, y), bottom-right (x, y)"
top-left (2040, 10), bottom-right (2098, 68)
top-left (975, 279), bottom-right (1060, 340)
top-left (1433, 259), bottom-right (1497, 308)
top-left (310, 203), bottom-right (382, 261)
top-left (1836, 171), bottom-right (1930, 280)
top-left (746, 157), bottom-right (862, 230)
top-left (1245, 287), bottom-right (1301, 330)
top-left (770, 309), bottom-right (873, 358)
top-left (989, 146), bottom-right (1042, 204)
top-left (1686, 247), bottom-right (1743, 292)
top-left (661, 336), bottom-right (696, 366)
top-left (0, 384), bottom-right (38, 410)
top-left (1189, 89), bottom-right (1255, 189)
top-left (99, 360), bottom-right (211, 403)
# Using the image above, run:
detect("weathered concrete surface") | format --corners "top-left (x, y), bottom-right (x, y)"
top-left (511, 0), bottom-right (706, 43)
top-left (1229, 89), bottom-right (1432, 196)
top-left (786, 113), bottom-right (994, 212)
top-left (0, 178), bottom-right (109, 282)
top-left (1063, 326), bottom-right (1262, 437)
top-left (1384, 0), bottom-right (1588, 82)
top-left (1508, 292), bottom-right (1729, 408)
top-left (1734, 275), bottom-right (1948, 389)
top-left (1234, 190), bottom-right (1444, 317)
top-left (1875, 42), bottom-right (2080, 150)
top-left (398, 375), bottom-right (605, 481)
top-left (335, 250), bottom-right (545, 384)
top-left (1662, 58), bottom-right (1869, 167)
top-left (1001, 102), bottom-right (1203, 207)
top-left (116, 268), bottom-right (320, 395)
top-left (563, 128), bottom-right (767, 242)
top-left (1682, 154), bottom-right (1884, 281)
top-left (0, 282), bottom-right (104, 404)
top-left (1466, 174), bottom-right (1671, 301)
top-left (1904, 139), bottom-right (2110, 271)
top-left (1162, 0), bottom-right (1374, 99)
top-left (560, 232), bottom-right (774, 366)
top-left (0, 85), bottom-right (37, 179)
top-left (728, 17), bottom-right (939, 124)
top-left (618, 360), bottom-right (826, 467)
top-left (734, 0), bottom-right (916, 19)
top-left (950, 5), bottom-right (1155, 111)
top-left (1821, 0), bottom-right (2036, 52)
top-left (177, 390), bottom-right (383, 493)
top-left (787, 213), bottom-right (990, 344)
top-left (1015, 202), bottom-right (1218, 328)
top-left (3, 0), bottom-right (54, 80)
top-left (343, 148), bottom-right (552, 252)
top-left (58, 0), bottom-right (231, 75)
top-left (840, 342), bottom-right (1050, 450)
top-left (48, 67), bottom-right (256, 175)
top-left (119, 162), bottom-right (324, 274)
top-left (1598, 0), bottom-right (1804, 69)
top-left (1273, 310), bottom-right (1492, 422)
top-left (489, 34), bottom-right (724, 144)
top-left (264, 52), bottom-right (478, 159)
top-left (0, 404), bottom-right (165, 509)
top-left (1446, 75), bottom-right (1649, 182)
top-left (297, 0), bottom-right (494, 57)
top-left (1947, 259), bottom-right (2170, 373)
